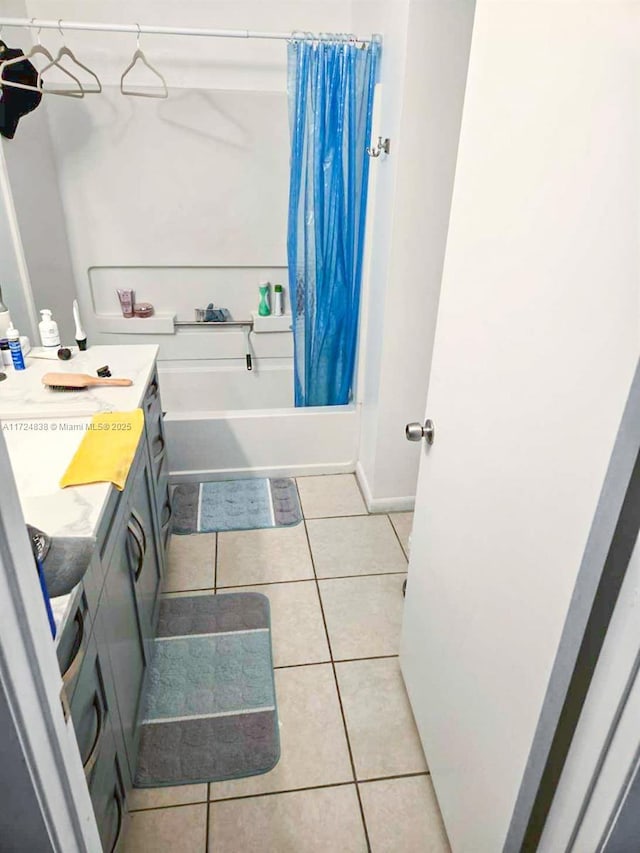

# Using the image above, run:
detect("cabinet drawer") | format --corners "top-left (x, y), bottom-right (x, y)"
top-left (89, 728), bottom-right (126, 853)
top-left (127, 463), bottom-right (162, 653)
top-left (70, 633), bottom-right (113, 786)
top-left (56, 589), bottom-right (90, 701)
top-left (147, 411), bottom-right (166, 468)
top-left (156, 456), bottom-right (171, 525)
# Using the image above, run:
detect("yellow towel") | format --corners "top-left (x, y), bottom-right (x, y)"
top-left (60, 409), bottom-right (145, 491)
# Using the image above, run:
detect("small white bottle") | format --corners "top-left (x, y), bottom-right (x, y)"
top-left (39, 309), bottom-right (61, 349)
top-left (273, 284), bottom-right (284, 317)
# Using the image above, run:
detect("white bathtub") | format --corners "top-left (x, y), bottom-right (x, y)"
top-left (159, 362), bottom-right (360, 481)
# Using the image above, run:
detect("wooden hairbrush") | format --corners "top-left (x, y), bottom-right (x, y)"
top-left (42, 372), bottom-right (133, 391)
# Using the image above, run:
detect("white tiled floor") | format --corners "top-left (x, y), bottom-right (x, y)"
top-left (122, 474), bottom-right (450, 853)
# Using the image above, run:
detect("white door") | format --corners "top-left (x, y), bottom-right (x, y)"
top-left (399, 3), bottom-right (640, 852)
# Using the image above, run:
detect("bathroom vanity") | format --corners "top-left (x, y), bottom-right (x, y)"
top-left (1, 345), bottom-right (170, 851)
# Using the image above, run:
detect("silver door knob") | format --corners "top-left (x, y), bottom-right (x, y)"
top-left (405, 419), bottom-right (435, 445)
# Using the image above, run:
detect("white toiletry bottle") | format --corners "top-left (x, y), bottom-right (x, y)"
top-left (39, 309), bottom-right (61, 348)
top-left (273, 284), bottom-right (284, 317)
top-left (0, 286), bottom-right (11, 339)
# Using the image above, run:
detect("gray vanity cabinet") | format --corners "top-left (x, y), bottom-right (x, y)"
top-left (143, 368), bottom-right (172, 554)
top-left (69, 628), bottom-right (127, 851)
top-left (87, 721), bottom-right (126, 853)
top-left (55, 369), bottom-right (170, 848)
top-left (101, 503), bottom-right (147, 785)
top-left (126, 459), bottom-right (162, 657)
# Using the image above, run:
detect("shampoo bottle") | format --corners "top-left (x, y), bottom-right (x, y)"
top-left (7, 324), bottom-right (25, 370)
top-left (39, 309), bottom-right (61, 348)
top-left (0, 286), bottom-right (11, 339)
top-left (258, 281), bottom-right (271, 317)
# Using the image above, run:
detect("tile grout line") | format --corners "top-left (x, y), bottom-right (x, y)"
top-left (274, 654), bottom-right (399, 670)
top-left (217, 568), bottom-right (408, 588)
top-left (128, 771), bottom-right (432, 814)
top-left (387, 513), bottom-right (410, 563)
top-left (209, 771), bottom-right (431, 804)
top-left (350, 472), bottom-right (371, 515)
top-left (304, 512), bottom-right (369, 521)
top-left (295, 479), bottom-right (372, 853)
top-left (163, 569), bottom-right (408, 597)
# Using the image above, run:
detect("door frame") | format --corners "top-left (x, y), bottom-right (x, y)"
top-left (505, 358), bottom-right (640, 850)
top-left (0, 426), bottom-right (100, 852)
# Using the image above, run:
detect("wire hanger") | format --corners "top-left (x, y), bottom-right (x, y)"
top-left (0, 20), bottom-right (84, 97)
top-left (40, 20), bottom-right (101, 94)
top-left (120, 23), bottom-right (168, 99)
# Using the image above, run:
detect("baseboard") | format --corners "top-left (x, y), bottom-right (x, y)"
top-left (355, 462), bottom-right (416, 514)
top-left (170, 461), bottom-right (356, 484)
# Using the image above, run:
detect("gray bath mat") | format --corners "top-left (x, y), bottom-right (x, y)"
top-left (171, 477), bottom-right (302, 534)
top-left (134, 593), bottom-right (280, 787)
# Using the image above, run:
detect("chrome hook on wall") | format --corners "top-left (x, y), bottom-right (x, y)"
top-left (366, 136), bottom-right (391, 158)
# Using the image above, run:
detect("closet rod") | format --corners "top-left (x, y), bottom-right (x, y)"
top-left (0, 17), bottom-right (373, 44)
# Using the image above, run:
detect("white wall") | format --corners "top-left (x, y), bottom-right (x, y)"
top-left (17, 0), bottom-right (352, 366)
top-left (356, 0), bottom-right (476, 511)
top-left (0, 0), bottom-right (51, 343)
top-left (2, 95), bottom-right (78, 344)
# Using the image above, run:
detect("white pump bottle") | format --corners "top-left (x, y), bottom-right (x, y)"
top-left (39, 309), bottom-right (61, 348)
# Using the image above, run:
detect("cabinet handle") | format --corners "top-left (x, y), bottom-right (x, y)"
top-left (152, 434), bottom-right (166, 462)
top-left (127, 519), bottom-right (145, 582)
top-left (83, 694), bottom-right (104, 779)
top-left (130, 509), bottom-right (147, 557)
top-left (146, 379), bottom-right (159, 402)
top-left (61, 607), bottom-right (86, 687)
top-left (108, 784), bottom-right (124, 853)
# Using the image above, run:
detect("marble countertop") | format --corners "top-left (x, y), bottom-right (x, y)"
top-left (0, 345), bottom-right (159, 633)
top-left (2, 345), bottom-right (158, 539)
top-left (0, 345), bottom-right (159, 420)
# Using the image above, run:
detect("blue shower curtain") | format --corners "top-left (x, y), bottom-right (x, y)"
top-left (287, 38), bottom-right (379, 407)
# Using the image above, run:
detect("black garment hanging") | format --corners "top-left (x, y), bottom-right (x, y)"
top-left (0, 42), bottom-right (43, 139)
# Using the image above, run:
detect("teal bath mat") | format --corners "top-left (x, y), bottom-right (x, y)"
top-left (171, 477), bottom-right (302, 534)
top-left (135, 593), bottom-right (280, 787)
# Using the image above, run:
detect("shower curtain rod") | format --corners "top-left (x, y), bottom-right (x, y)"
top-left (0, 17), bottom-right (374, 44)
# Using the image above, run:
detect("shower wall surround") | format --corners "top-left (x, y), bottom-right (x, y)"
top-left (19, 0), bottom-right (354, 411)
top-left (1, 0), bottom-right (365, 480)
top-left (43, 86), bottom-right (290, 357)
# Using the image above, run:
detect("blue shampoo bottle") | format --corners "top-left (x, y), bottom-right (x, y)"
top-left (7, 324), bottom-right (25, 370)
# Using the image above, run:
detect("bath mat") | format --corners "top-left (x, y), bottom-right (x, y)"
top-left (171, 477), bottom-right (302, 534)
top-left (134, 593), bottom-right (280, 787)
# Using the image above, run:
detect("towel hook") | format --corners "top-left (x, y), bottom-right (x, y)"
top-left (366, 136), bottom-right (391, 158)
